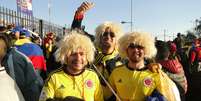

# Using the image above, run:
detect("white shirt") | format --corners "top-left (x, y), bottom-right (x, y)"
top-left (0, 67), bottom-right (25, 101)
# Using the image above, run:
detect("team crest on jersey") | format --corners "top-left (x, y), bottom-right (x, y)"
top-left (85, 79), bottom-right (93, 89)
top-left (143, 77), bottom-right (153, 87)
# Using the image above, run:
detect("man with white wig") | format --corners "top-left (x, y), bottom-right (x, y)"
top-left (93, 21), bottom-right (124, 99)
top-left (39, 31), bottom-right (103, 101)
top-left (108, 32), bottom-right (181, 101)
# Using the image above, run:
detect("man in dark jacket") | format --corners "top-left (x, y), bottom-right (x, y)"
top-left (0, 26), bottom-right (41, 101)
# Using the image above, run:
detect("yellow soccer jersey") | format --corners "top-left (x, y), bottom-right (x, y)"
top-left (94, 50), bottom-right (123, 99)
top-left (39, 68), bottom-right (104, 101)
top-left (109, 65), bottom-right (160, 101)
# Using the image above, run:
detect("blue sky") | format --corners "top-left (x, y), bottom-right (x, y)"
top-left (1, 0), bottom-right (201, 40)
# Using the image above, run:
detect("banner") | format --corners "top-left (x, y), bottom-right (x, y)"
top-left (16, 0), bottom-right (33, 16)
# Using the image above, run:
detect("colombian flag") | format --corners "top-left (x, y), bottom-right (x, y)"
top-left (15, 39), bottom-right (46, 71)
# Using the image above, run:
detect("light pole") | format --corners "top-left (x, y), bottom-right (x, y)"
top-left (164, 29), bottom-right (167, 41)
top-left (121, 20), bottom-right (133, 32)
top-left (120, 0), bottom-right (133, 32)
top-left (131, 0), bottom-right (133, 32)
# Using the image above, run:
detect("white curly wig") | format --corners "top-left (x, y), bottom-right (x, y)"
top-left (55, 30), bottom-right (95, 64)
top-left (118, 32), bottom-right (157, 59)
top-left (94, 21), bottom-right (123, 49)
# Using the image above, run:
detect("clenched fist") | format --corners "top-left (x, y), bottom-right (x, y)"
top-left (77, 1), bottom-right (95, 13)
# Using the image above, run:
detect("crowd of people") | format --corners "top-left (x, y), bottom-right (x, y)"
top-left (1, 1), bottom-right (201, 101)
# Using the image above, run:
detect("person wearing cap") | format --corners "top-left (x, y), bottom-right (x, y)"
top-left (12, 26), bottom-right (23, 41)
top-left (14, 29), bottom-right (46, 87)
top-left (39, 31), bottom-right (103, 101)
top-left (0, 30), bottom-right (25, 101)
top-left (93, 21), bottom-right (124, 100)
top-left (108, 32), bottom-right (180, 101)
top-left (0, 30), bottom-right (41, 101)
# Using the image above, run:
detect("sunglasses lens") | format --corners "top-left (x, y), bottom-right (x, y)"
top-left (110, 32), bottom-right (115, 37)
top-left (128, 43), bottom-right (144, 49)
top-left (102, 32), bottom-right (115, 38)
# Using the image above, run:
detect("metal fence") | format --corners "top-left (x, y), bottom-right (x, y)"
top-left (0, 6), bottom-right (64, 37)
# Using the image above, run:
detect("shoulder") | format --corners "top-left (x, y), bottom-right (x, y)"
top-left (114, 64), bottom-right (125, 69)
top-left (47, 68), bottom-right (63, 77)
top-left (111, 64), bottom-right (126, 73)
top-left (45, 68), bottom-right (63, 81)
top-left (85, 68), bottom-right (98, 75)
top-left (9, 48), bottom-right (33, 64)
top-left (10, 48), bottom-right (26, 58)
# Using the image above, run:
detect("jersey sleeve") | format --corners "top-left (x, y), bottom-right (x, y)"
top-left (107, 71), bottom-right (117, 98)
top-left (39, 75), bottom-right (55, 101)
top-left (94, 73), bottom-right (104, 101)
top-left (156, 70), bottom-right (180, 101)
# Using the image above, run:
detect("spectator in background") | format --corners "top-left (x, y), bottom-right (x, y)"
top-left (0, 29), bottom-right (25, 101)
top-left (43, 32), bottom-right (56, 59)
top-left (173, 33), bottom-right (185, 51)
top-left (14, 29), bottom-right (46, 86)
top-left (0, 27), bottom-right (41, 101)
top-left (12, 26), bottom-right (23, 42)
top-left (155, 40), bottom-right (187, 101)
top-left (188, 38), bottom-right (201, 101)
top-left (42, 32), bottom-right (62, 76)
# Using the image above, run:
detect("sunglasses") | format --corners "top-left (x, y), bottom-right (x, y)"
top-left (102, 32), bottom-right (115, 38)
top-left (128, 43), bottom-right (144, 49)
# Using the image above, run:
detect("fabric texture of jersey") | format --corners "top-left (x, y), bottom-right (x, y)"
top-left (109, 65), bottom-right (180, 101)
top-left (94, 49), bottom-right (123, 99)
top-left (39, 68), bottom-right (103, 101)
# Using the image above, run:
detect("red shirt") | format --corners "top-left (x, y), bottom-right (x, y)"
top-left (190, 46), bottom-right (201, 63)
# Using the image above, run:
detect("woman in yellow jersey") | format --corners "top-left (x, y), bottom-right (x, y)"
top-left (39, 30), bottom-right (103, 101)
top-left (108, 32), bottom-right (180, 101)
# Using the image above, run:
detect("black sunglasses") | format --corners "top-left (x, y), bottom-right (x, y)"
top-left (102, 32), bottom-right (115, 38)
top-left (128, 43), bottom-right (144, 49)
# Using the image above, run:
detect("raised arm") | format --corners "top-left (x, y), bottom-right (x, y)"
top-left (71, 1), bottom-right (94, 29)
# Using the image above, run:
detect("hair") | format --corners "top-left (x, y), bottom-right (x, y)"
top-left (55, 30), bottom-right (95, 64)
top-left (118, 31), bottom-right (157, 59)
top-left (155, 40), bottom-right (170, 60)
top-left (94, 21), bottom-right (123, 49)
top-left (0, 26), bottom-right (7, 33)
top-left (0, 32), bottom-right (12, 51)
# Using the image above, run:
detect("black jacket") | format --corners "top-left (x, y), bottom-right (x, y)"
top-left (2, 48), bottom-right (41, 101)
